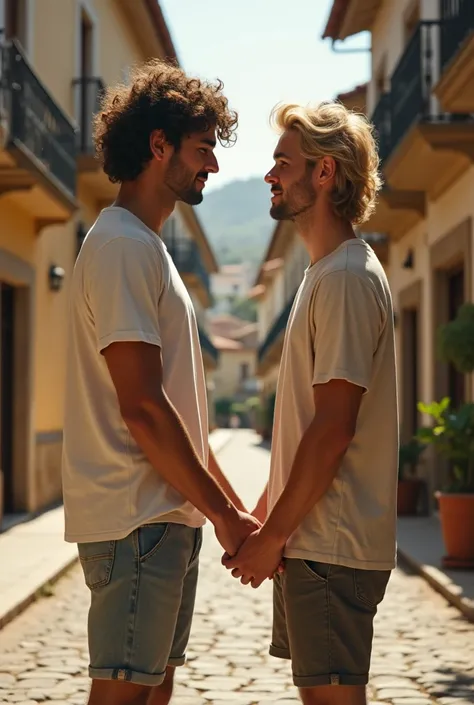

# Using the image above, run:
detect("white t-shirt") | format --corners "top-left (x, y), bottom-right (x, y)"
top-left (268, 239), bottom-right (398, 571)
top-left (62, 207), bottom-right (208, 543)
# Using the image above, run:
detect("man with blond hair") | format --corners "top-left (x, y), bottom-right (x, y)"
top-left (225, 101), bottom-right (398, 705)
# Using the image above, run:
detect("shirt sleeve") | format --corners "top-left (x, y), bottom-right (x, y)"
top-left (87, 237), bottom-right (164, 354)
top-left (311, 270), bottom-right (383, 392)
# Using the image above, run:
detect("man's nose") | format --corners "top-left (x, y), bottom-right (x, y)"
top-left (206, 152), bottom-right (219, 174)
top-left (265, 169), bottom-right (277, 184)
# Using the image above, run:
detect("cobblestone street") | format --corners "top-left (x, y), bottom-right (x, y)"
top-left (0, 430), bottom-right (473, 705)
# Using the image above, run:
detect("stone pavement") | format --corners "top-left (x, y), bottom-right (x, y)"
top-left (0, 429), bottom-right (473, 704)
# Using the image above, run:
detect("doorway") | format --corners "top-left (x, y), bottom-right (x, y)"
top-left (447, 267), bottom-right (465, 408)
top-left (1, 282), bottom-right (15, 514)
top-left (400, 281), bottom-right (422, 442)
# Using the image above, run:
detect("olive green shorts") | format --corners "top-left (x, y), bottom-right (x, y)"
top-left (270, 559), bottom-right (391, 688)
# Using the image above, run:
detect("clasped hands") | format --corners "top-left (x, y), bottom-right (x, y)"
top-left (221, 517), bottom-right (285, 589)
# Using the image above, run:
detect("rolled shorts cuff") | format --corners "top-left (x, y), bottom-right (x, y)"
top-left (168, 654), bottom-right (186, 667)
top-left (89, 666), bottom-right (166, 687)
top-left (269, 643), bottom-right (291, 660)
top-left (294, 673), bottom-right (369, 688)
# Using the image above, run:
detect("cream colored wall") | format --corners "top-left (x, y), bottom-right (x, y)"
top-left (0, 201), bottom-right (36, 264)
top-left (34, 222), bottom-right (77, 432)
top-left (388, 168), bottom-right (474, 413)
top-left (33, 0), bottom-right (148, 121)
top-left (32, 0), bottom-right (77, 118)
top-left (214, 349), bottom-right (257, 399)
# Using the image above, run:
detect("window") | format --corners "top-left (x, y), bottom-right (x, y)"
top-left (240, 363), bottom-right (249, 381)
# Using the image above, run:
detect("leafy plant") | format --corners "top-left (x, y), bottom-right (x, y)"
top-left (437, 303), bottom-right (474, 374)
top-left (398, 439), bottom-right (425, 481)
top-left (215, 397), bottom-right (233, 418)
top-left (417, 397), bottom-right (474, 493)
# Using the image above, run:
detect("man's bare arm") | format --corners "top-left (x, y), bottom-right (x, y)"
top-left (102, 341), bottom-right (259, 555)
top-left (262, 379), bottom-right (364, 544)
top-left (251, 485), bottom-right (268, 523)
top-left (208, 448), bottom-right (247, 512)
top-left (224, 379), bottom-right (364, 586)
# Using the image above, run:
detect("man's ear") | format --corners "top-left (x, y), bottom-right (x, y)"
top-left (318, 156), bottom-right (336, 186)
top-left (150, 129), bottom-right (167, 161)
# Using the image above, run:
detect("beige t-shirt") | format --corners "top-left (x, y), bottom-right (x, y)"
top-left (268, 239), bottom-right (398, 570)
top-left (62, 207), bottom-right (208, 543)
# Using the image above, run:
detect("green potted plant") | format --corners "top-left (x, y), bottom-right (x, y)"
top-left (397, 439), bottom-right (425, 515)
top-left (417, 397), bottom-right (474, 568)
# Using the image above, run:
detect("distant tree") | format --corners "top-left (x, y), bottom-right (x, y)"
top-left (229, 296), bottom-right (257, 322)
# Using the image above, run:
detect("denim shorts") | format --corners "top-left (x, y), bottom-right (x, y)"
top-left (78, 523), bottom-right (202, 686)
top-left (271, 559), bottom-right (391, 687)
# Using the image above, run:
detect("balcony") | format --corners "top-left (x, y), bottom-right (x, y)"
top-left (257, 292), bottom-right (296, 375)
top-left (165, 237), bottom-right (212, 308)
top-left (198, 326), bottom-right (218, 369)
top-left (361, 93), bottom-right (425, 240)
top-left (72, 76), bottom-right (116, 207)
top-left (380, 21), bottom-right (474, 201)
top-left (436, 1), bottom-right (474, 112)
top-left (0, 40), bottom-right (77, 227)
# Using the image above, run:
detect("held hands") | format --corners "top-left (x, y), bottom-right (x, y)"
top-left (222, 528), bottom-right (285, 589)
top-left (213, 509), bottom-right (262, 559)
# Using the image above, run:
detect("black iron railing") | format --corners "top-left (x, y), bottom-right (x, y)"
top-left (198, 326), bottom-right (218, 362)
top-left (390, 22), bottom-right (438, 153)
top-left (3, 40), bottom-right (77, 196)
top-left (72, 77), bottom-right (105, 154)
top-left (440, 0), bottom-right (474, 70)
top-left (165, 238), bottom-right (211, 297)
top-left (371, 92), bottom-right (391, 165)
top-left (258, 291), bottom-right (296, 363)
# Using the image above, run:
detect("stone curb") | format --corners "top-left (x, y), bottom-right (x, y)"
top-left (0, 430), bottom-right (234, 631)
top-left (0, 554), bottom-right (78, 631)
top-left (397, 547), bottom-right (474, 623)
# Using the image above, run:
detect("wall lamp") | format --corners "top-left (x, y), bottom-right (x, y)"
top-left (49, 264), bottom-right (65, 292)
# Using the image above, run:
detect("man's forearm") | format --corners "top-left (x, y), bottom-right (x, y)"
top-left (262, 419), bottom-right (352, 544)
top-left (252, 485), bottom-right (268, 522)
top-left (125, 395), bottom-right (236, 524)
top-left (208, 448), bottom-right (247, 512)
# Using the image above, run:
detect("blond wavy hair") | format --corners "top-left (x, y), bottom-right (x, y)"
top-left (271, 101), bottom-right (382, 225)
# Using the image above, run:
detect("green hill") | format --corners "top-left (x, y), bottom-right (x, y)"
top-left (196, 177), bottom-right (274, 265)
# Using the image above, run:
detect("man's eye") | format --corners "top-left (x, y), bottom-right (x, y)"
top-left (199, 148), bottom-right (208, 154)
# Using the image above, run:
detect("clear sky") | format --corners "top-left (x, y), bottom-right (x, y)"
top-left (160, 0), bottom-right (370, 192)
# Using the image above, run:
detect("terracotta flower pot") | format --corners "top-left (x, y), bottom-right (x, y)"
top-left (436, 492), bottom-right (474, 569)
top-left (397, 479), bottom-right (422, 516)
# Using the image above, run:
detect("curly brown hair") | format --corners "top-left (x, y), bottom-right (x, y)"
top-left (93, 59), bottom-right (238, 183)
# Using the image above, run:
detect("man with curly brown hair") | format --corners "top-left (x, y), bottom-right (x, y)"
top-left (62, 60), bottom-right (258, 705)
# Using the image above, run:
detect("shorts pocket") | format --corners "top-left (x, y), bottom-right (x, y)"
top-left (78, 540), bottom-right (115, 590)
top-left (138, 523), bottom-right (170, 563)
top-left (353, 569), bottom-right (390, 608)
top-left (301, 560), bottom-right (330, 583)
